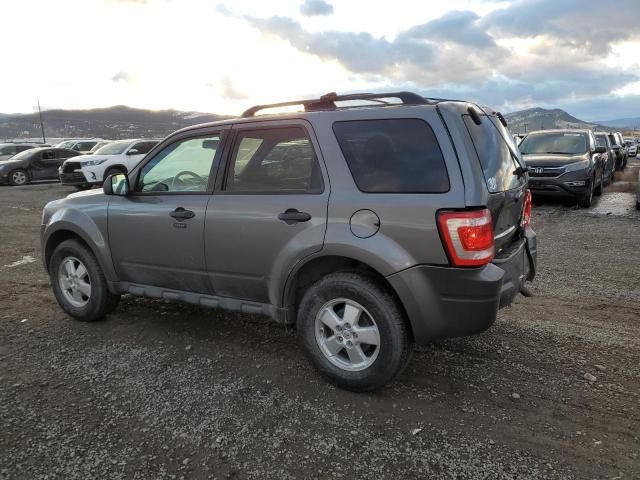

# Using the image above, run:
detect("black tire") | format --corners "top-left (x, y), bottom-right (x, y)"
top-left (103, 167), bottom-right (126, 183)
top-left (73, 184), bottom-right (92, 191)
top-left (49, 239), bottom-right (120, 321)
top-left (297, 272), bottom-right (412, 392)
top-left (594, 174), bottom-right (603, 196)
top-left (578, 186), bottom-right (593, 208)
top-left (8, 169), bottom-right (29, 186)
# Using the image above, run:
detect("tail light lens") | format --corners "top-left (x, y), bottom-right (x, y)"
top-left (521, 189), bottom-right (532, 227)
top-left (437, 209), bottom-right (495, 267)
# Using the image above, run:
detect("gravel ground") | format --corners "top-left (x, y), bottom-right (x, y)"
top-left (1, 161), bottom-right (639, 479)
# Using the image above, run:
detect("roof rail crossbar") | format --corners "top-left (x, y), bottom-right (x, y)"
top-left (241, 91), bottom-right (429, 117)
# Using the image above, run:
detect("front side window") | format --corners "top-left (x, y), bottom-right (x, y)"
top-left (225, 127), bottom-right (322, 193)
top-left (519, 132), bottom-right (588, 155)
top-left (138, 136), bottom-right (220, 193)
top-left (333, 119), bottom-right (449, 193)
top-left (41, 150), bottom-right (56, 160)
top-left (131, 141), bottom-right (157, 155)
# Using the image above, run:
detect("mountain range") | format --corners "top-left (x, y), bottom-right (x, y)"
top-left (0, 106), bottom-right (230, 141)
top-left (1, 105), bottom-right (637, 141)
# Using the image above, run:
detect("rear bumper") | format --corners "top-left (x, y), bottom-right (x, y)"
top-left (388, 227), bottom-right (537, 344)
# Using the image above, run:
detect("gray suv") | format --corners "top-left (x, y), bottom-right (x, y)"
top-left (41, 92), bottom-right (537, 391)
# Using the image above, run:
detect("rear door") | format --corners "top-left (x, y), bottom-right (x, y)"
top-left (205, 120), bottom-right (329, 304)
top-left (462, 113), bottom-right (527, 254)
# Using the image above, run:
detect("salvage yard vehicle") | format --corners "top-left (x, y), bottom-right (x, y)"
top-left (0, 147), bottom-right (81, 185)
top-left (520, 129), bottom-right (607, 208)
top-left (608, 132), bottom-right (627, 170)
top-left (594, 132), bottom-right (617, 184)
top-left (0, 142), bottom-right (40, 161)
top-left (58, 139), bottom-right (159, 190)
top-left (41, 91), bottom-right (537, 392)
top-left (624, 139), bottom-right (637, 157)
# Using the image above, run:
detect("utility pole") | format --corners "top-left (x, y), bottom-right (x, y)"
top-left (523, 123), bottom-right (529, 134)
top-left (37, 98), bottom-right (46, 144)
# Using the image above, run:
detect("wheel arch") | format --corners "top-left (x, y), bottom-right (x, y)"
top-left (102, 164), bottom-right (128, 181)
top-left (281, 254), bottom-right (412, 338)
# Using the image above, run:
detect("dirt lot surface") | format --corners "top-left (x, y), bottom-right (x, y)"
top-left (1, 162), bottom-right (639, 479)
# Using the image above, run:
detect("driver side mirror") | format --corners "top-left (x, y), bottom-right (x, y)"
top-left (103, 173), bottom-right (130, 196)
top-left (126, 149), bottom-right (139, 156)
top-left (594, 146), bottom-right (607, 154)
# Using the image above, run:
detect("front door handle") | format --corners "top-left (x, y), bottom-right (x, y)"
top-left (278, 209), bottom-right (311, 224)
top-left (170, 207), bottom-right (195, 220)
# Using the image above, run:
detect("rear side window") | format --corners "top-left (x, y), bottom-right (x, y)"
top-left (225, 127), bottom-right (322, 193)
top-left (463, 115), bottom-right (524, 193)
top-left (333, 119), bottom-right (449, 193)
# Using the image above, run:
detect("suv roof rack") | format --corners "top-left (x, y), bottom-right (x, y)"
top-left (241, 91), bottom-right (429, 117)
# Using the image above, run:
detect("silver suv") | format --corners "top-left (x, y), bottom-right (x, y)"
top-left (41, 92), bottom-right (537, 391)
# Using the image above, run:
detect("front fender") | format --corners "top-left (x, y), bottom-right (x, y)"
top-left (41, 207), bottom-right (117, 283)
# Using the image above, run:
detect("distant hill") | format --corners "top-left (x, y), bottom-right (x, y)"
top-left (504, 108), bottom-right (609, 134)
top-left (595, 117), bottom-right (640, 129)
top-left (0, 106), bottom-right (230, 141)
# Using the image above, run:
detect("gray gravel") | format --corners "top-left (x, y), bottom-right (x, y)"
top-left (1, 162), bottom-right (639, 479)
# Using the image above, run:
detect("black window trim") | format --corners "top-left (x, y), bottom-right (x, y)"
top-left (131, 130), bottom-right (228, 197)
top-left (332, 117), bottom-right (451, 195)
top-left (219, 124), bottom-right (325, 196)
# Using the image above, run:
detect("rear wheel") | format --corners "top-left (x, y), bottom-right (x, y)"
top-left (50, 239), bottom-right (120, 321)
top-left (297, 272), bottom-right (412, 392)
top-left (8, 169), bottom-right (29, 186)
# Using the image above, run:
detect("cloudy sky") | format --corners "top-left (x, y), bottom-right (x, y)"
top-left (2, 0), bottom-right (640, 120)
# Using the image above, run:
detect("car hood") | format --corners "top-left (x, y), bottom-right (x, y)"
top-left (67, 188), bottom-right (105, 199)
top-left (522, 153), bottom-right (589, 167)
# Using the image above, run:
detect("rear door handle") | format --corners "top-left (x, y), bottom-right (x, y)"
top-left (278, 209), bottom-right (311, 224)
top-left (170, 207), bottom-right (195, 220)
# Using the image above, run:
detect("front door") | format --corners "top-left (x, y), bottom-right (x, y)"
top-left (32, 149), bottom-right (62, 180)
top-left (205, 121), bottom-right (329, 305)
top-left (108, 131), bottom-right (225, 293)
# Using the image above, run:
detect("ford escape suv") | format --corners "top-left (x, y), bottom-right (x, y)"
top-left (41, 92), bottom-right (537, 392)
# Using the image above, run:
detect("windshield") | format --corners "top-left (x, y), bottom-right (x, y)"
top-left (9, 148), bottom-right (38, 160)
top-left (93, 142), bottom-right (130, 155)
top-left (595, 134), bottom-right (608, 148)
top-left (519, 132), bottom-right (587, 155)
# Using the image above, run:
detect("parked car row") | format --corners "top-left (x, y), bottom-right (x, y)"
top-left (518, 128), bottom-right (630, 208)
top-left (0, 138), bottom-right (160, 186)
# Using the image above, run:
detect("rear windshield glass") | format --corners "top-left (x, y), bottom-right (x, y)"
top-left (519, 132), bottom-right (587, 155)
top-left (463, 115), bottom-right (524, 193)
top-left (332, 119), bottom-right (449, 193)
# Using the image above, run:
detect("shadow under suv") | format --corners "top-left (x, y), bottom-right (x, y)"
top-left (41, 92), bottom-right (537, 392)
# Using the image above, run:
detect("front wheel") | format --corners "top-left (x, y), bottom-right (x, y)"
top-left (578, 186), bottom-right (593, 208)
top-left (50, 239), bottom-right (120, 321)
top-left (594, 174), bottom-right (603, 196)
top-left (297, 272), bottom-right (412, 392)
top-left (8, 169), bottom-right (29, 186)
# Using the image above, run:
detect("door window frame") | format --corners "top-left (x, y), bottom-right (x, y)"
top-left (217, 122), bottom-right (325, 195)
top-left (128, 128), bottom-right (229, 197)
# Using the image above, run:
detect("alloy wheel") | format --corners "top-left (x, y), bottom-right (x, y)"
top-left (58, 256), bottom-right (92, 308)
top-left (314, 298), bottom-right (381, 372)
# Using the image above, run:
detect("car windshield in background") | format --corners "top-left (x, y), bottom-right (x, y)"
top-left (595, 135), bottom-right (608, 147)
top-left (463, 114), bottom-right (524, 193)
top-left (8, 148), bottom-right (37, 160)
top-left (93, 142), bottom-right (130, 155)
top-left (519, 133), bottom-right (587, 155)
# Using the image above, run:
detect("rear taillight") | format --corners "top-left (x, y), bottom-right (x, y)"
top-left (437, 209), bottom-right (495, 267)
top-left (521, 189), bottom-right (532, 227)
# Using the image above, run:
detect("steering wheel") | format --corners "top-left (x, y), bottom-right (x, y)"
top-left (170, 170), bottom-right (207, 190)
